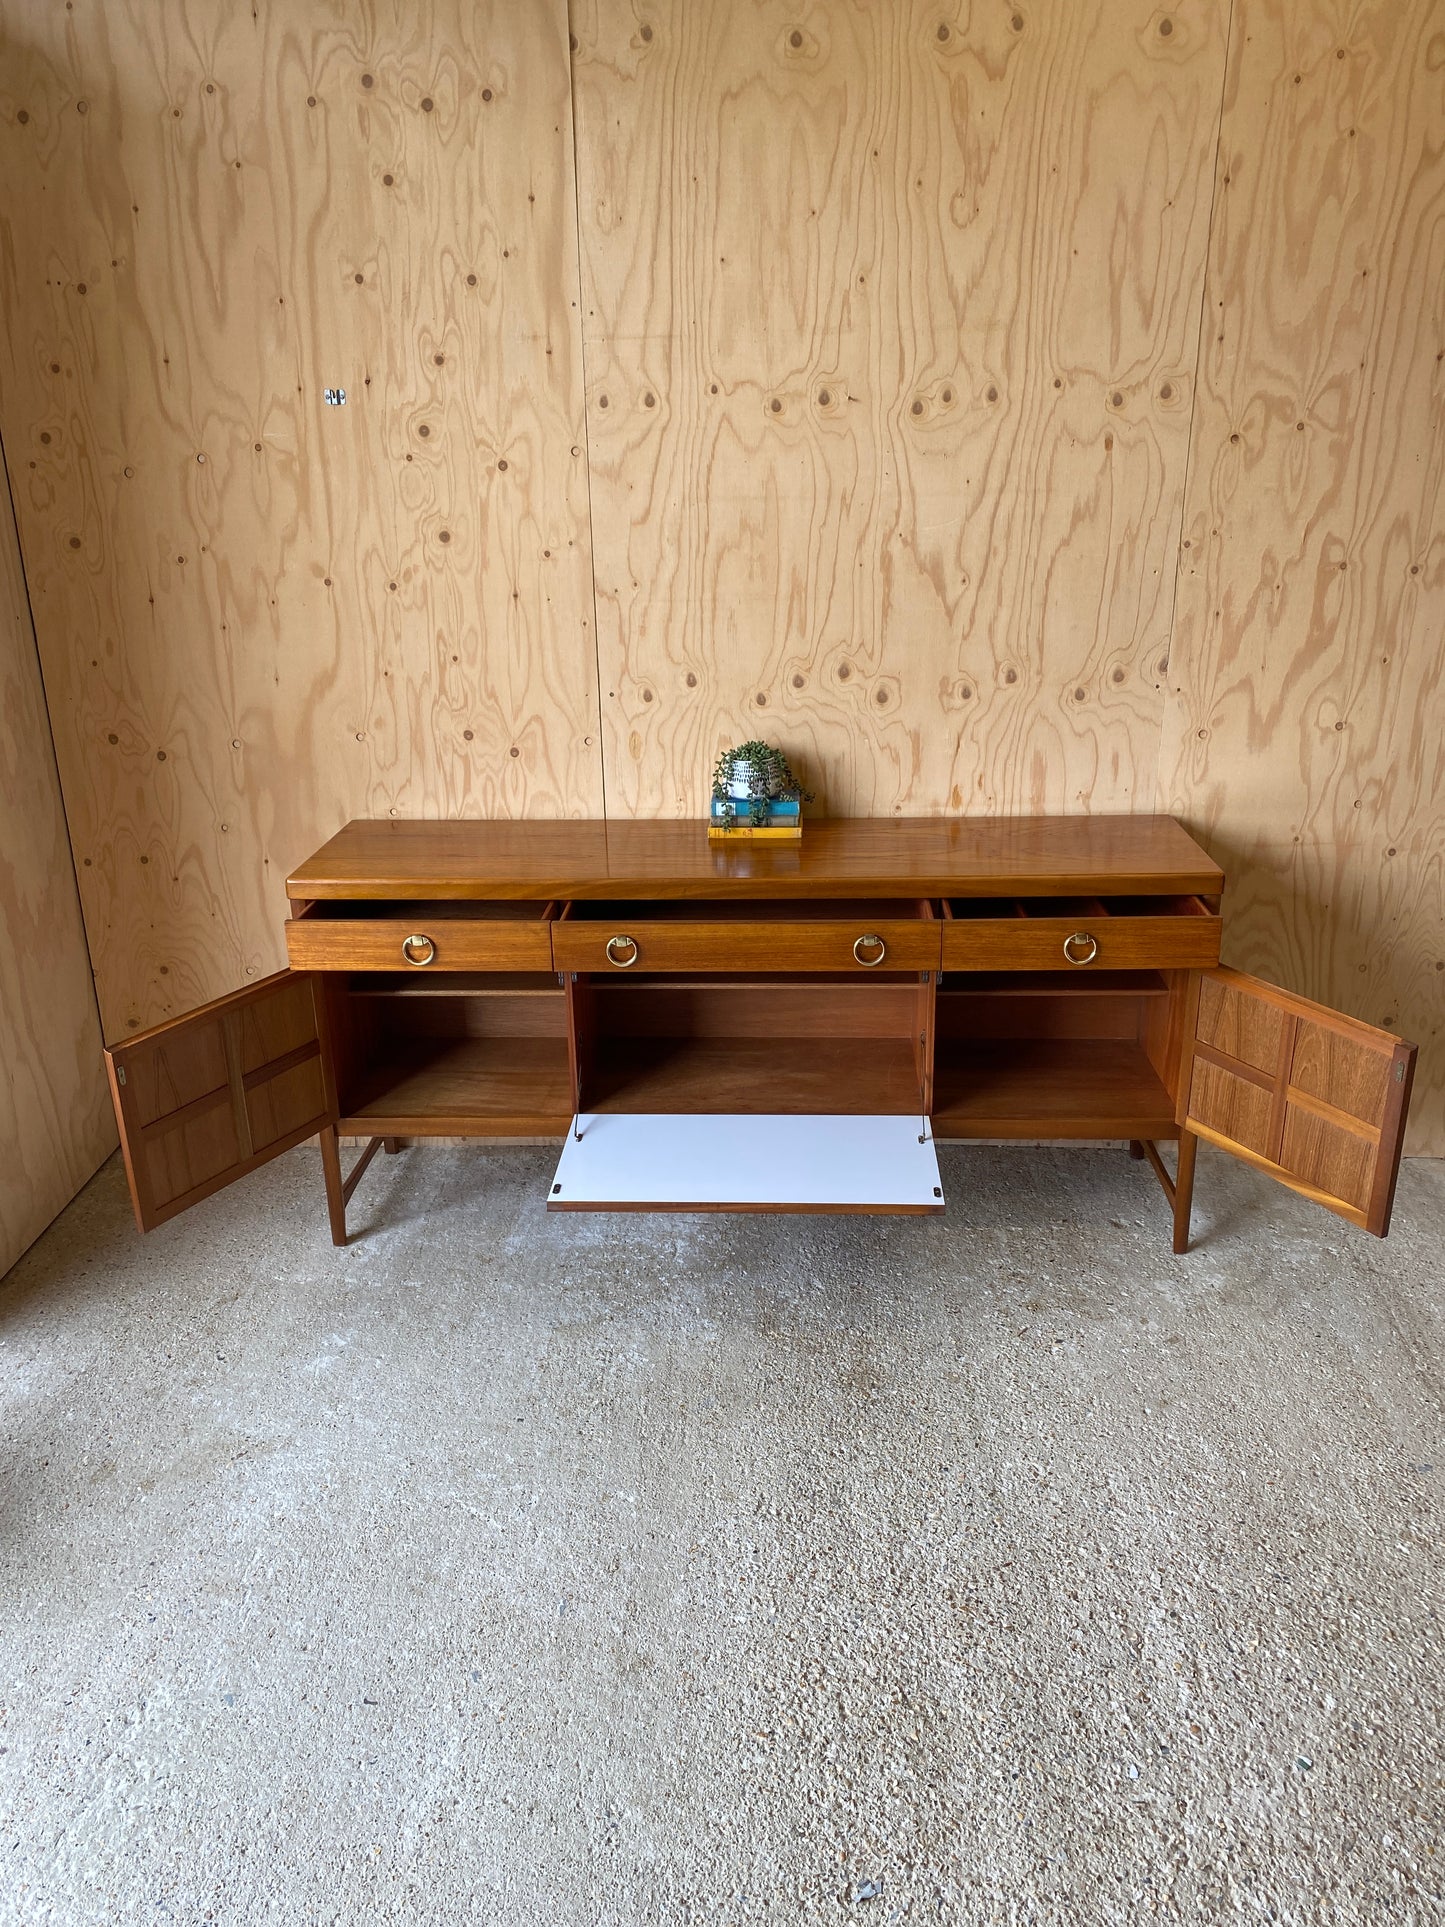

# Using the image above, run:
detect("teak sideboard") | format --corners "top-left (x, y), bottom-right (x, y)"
top-left (103, 818), bottom-right (1417, 1247)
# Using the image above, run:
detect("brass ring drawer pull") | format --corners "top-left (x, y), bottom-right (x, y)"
top-left (605, 933), bottom-right (639, 968)
top-left (1063, 930), bottom-right (1099, 966)
top-left (401, 933), bottom-right (436, 967)
top-left (853, 932), bottom-right (887, 967)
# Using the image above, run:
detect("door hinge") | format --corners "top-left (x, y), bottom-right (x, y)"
top-left (1396, 1062), bottom-right (1404, 1082)
top-left (116, 1065), bottom-right (126, 1085)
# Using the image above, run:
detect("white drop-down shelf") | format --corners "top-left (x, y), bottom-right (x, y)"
top-left (547, 1113), bottom-right (944, 1214)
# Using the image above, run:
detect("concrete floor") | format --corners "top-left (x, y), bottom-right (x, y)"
top-left (0, 1142), bottom-right (1440, 1927)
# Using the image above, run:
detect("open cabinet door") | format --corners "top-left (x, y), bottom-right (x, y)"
top-left (105, 970), bottom-right (333, 1232)
top-left (1178, 966), bottom-right (1416, 1237)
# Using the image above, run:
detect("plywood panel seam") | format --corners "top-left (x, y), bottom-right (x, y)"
top-left (1159, 0), bottom-right (1238, 708)
top-left (564, 0), bottom-right (611, 820)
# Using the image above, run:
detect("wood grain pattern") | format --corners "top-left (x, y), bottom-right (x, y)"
top-left (1158, 0), bottom-right (1445, 1153)
top-left (0, 460), bottom-right (114, 1276)
top-left (1291, 1017), bottom-right (1390, 1127)
top-left (1187, 1054), bottom-right (1275, 1157)
top-left (571, 0), bottom-right (1229, 818)
top-left (1195, 972), bottom-right (1284, 1072)
top-left (0, 0), bottom-right (604, 1044)
top-left (1278, 1105), bottom-right (1374, 1211)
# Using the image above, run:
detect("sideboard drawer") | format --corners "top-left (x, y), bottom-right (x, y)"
top-left (552, 899), bottom-right (941, 974)
top-left (941, 896), bottom-right (1221, 972)
top-left (285, 901), bottom-right (556, 972)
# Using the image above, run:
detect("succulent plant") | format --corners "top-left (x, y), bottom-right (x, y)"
top-left (711, 741), bottom-right (812, 825)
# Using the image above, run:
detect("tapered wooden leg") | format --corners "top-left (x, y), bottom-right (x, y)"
top-left (319, 1124), bottom-right (348, 1246)
top-left (1128, 1139), bottom-right (1146, 1159)
top-left (1173, 1127), bottom-right (1198, 1255)
top-left (383, 1137), bottom-right (402, 1154)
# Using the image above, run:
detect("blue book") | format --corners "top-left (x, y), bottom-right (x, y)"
top-left (710, 796), bottom-right (800, 822)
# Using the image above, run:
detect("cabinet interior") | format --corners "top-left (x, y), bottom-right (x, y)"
top-left (582, 976), bottom-right (928, 1116)
top-left (942, 894), bottom-right (1214, 920)
top-left (299, 898), bottom-right (557, 922)
top-left (931, 972), bottom-right (1181, 1138)
top-left (559, 897), bottom-right (930, 922)
top-left (326, 971), bottom-right (571, 1136)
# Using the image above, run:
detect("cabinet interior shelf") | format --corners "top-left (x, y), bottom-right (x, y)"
top-left (340, 1036), bottom-right (572, 1136)
top-left (587, 1036), bottom-right (923, 1116)
top-left (931, 1039), bottom-right (1176, 1139)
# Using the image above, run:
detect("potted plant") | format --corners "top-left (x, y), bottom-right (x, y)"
top-left (710, 741), bottom-right (812, 829)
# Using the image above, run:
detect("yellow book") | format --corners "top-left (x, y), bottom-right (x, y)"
top-left (707, 825), bottom-right (803, 841)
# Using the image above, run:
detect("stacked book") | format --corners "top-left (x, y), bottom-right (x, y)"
top-left (708, 796), bottom-right (803, 841)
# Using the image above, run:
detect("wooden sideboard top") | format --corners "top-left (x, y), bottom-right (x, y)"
top-left (287, 816), bottom-right (1224, 902)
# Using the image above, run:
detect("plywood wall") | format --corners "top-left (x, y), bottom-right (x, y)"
top-left (0, 471), bottom-right (115, 1277)
top-left (0, 0), bottom-right (1440, 1156)
top-left (0, 0), bottom-right (603, 1045)
top-left (1158, 0), bottom-right (1445, 1154)
top-left (570, 0), bottom-right (1229, 818)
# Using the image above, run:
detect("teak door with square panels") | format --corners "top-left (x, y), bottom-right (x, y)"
top-left (105, 971), bottom-right (334, 1233)
top-left (1175, 966), bottom-right (1416, 1244)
